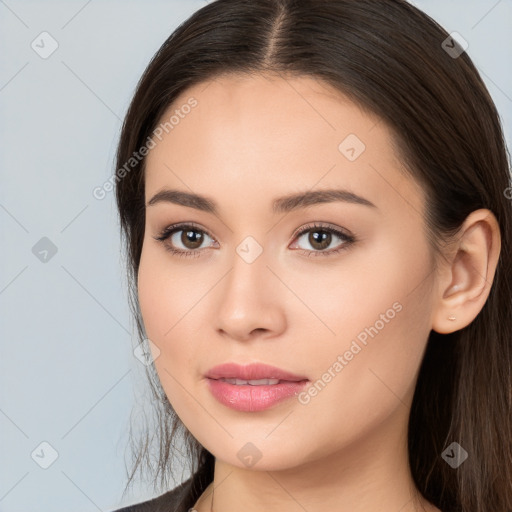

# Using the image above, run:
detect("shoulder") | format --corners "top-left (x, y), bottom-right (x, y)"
top-left (108, 478), bottom-right (193, 512)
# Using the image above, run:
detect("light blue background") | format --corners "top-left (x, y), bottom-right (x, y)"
top-left (1, 1), bottom-right (511, 511)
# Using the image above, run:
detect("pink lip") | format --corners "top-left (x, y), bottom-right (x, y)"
top-left (206, 362), bottom-right (307, 381)
top-left (205, 363), bottom-right (309, 412)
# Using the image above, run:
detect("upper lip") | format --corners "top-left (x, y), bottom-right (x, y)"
top-left (205, 363), bottom-right (308, 382)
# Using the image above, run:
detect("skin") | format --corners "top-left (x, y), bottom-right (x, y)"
top-left (137, 73), bottom-right (501, 512)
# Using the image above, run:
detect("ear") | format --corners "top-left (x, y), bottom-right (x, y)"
top-left (431, 209), bottom-right (501, 334)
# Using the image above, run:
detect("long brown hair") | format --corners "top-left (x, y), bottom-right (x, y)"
top-left (115, 1), bottom-right (512, 510)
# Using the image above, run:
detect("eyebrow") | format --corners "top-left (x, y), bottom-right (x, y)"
top-left (146, 188), bottom-right (377, 214)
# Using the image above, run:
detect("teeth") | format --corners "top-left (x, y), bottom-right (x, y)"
top-left (221, 378), bottom-right (280, 385)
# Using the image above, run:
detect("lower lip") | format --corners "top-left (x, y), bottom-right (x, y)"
top-left (206, 378), bottom-right (308, 412)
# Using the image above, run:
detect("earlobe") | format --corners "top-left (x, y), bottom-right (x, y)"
top-left (431, 209), bottom-right (501, 334)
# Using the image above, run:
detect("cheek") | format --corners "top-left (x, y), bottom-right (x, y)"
top-left (296, 234), bottom-right (434, 413)
top-left (294, 227), bottom-right (428, 356)
top-left (137, 256), bottom-right (199, 420)
top-left (137, 248), bottom-right (195, 363)
top-left (285, 240), bottom-right (431, 349)
top-left (138, 240), bottom-right (199, 338)
top-left (137, 245), bottom-right (215, 394)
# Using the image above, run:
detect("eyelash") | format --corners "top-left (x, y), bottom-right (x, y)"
top-left (153, 222), bottom-right (356, 259)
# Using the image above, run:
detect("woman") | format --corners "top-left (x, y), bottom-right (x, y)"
top-left (110, 1), bottom-right (512, 511)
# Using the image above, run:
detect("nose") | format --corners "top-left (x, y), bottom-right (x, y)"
top-left (214, 244), bottom-right (287, 343)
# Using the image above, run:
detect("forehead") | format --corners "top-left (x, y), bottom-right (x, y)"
top-left (144, 72), bottom-right (424, 219)
top-left (159, 72), bottom-right (382, 148)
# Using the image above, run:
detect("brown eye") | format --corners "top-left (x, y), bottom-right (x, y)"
top-left (307, 230), bottom-right (332, 251)
top-left (154, 223), bottom-right (216, 257)
top-left (291, 223), bottom-right (355, 257)
top-left (180, 228), bottom-right (204, 249)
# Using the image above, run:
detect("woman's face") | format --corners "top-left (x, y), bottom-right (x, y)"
top-left (138, 73), bottom-right (438, 470)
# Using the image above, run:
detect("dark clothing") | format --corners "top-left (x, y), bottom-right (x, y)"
top-left (109, 478), bottom-right (198, 512)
